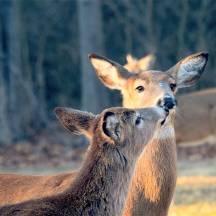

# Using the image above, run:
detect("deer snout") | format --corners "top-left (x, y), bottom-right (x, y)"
top-left (157, 96), bottom-right (177, 111)
top-left (154, 107), bottom-right (168, 126)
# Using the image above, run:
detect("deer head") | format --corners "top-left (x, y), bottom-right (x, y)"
top-left (54, 106), bottom-right (167, 157)
top-left (89, 52), bottom-right (208, 114)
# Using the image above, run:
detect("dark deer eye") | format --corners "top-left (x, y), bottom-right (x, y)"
top-left (170, 83), bottom-right (176, 92)
top-left (135, 86), bottom-right (145, 93)
top-left (135, 116), bottom-right (143, 125)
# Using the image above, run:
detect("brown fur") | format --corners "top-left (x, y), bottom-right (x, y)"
top-left (0, 110), bottom-right (93, 206)
top-left (123, 115), bottom-right (177, 216)
top-left (176, 88), bottom-right (216, 145)
top-left (0, 106), bottom-right (166, 216)
top-left (0, 173), bottom-right (76, 205)
top-left (89, 52), bottom-right (208, 216)
top-left (0, 53), bottom-right (208, 214)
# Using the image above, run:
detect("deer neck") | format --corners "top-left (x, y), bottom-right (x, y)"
top-left (134, 124), bottom-right (177, 199)
top-left (64, 141), bottom-right (138, 216)
top-left (123, 118), bottom-right (177, 216)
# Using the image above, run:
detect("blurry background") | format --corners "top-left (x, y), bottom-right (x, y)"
top-left (0, 0), bottom-right (215, 215)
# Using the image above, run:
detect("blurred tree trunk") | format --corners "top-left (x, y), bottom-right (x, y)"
top-left (146, 0), bottom-right (156, 52)
top-left (3, 0), bottom-right (24, 140)
top-left (78, 0), bottom-right (109, 113)
top-left (34, 30), bottom-right (48, 128)
top-left (0, 17), bottom-right (11, 144)
top-left (5, 0), bottom-right (46, 140)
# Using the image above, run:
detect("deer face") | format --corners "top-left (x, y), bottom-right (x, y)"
top-left (89, 53), bottom-right (208, 113)
top-left (54, 106), bottom-right (167, 158)
top-left (121, 70), bottom-right (177, 109)
top-left (99, 107), bottom-right (166, 156)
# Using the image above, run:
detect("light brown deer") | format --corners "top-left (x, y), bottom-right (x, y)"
top-left (0, 106), bottom-right (167, 216)
top-left (175, 88), bottom-right (216, 146)
top-left (0, 52), bottom-right (208, 215)
top-left (88, 52), bottom-right (208, 216)
top-left (125, 54), bottom-right (216, 147)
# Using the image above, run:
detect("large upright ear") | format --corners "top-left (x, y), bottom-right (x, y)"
top-left (124, 54), bottom-right (155, 72)
top-left (167, 52), bottom-right (208, 88)
top-left (102, 111), bottom-right (121, 142)
top-left (54, 107), bottom-right (95, 139)
top-left (89, 53), bottom-right (131, 90)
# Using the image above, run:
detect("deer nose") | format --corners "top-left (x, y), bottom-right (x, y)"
top-left (157, 96), bottom-right (177, 110)
top-left (164, 97), bottom-right (177, 110)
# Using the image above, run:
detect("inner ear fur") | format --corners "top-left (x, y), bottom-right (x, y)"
top-left (102, 111), bottom-right (121, 142)
top-left (54, 107), bottom-right (95, 139)
top-left (166, 52), bottom-right (208, 88)
top-left (89, 53), bottom-right (132, 90)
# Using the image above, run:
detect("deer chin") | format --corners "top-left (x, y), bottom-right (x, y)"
top-left (158, 113), bottom-right (175, 139)
top-left (160, 106), bottom-right (172, 126)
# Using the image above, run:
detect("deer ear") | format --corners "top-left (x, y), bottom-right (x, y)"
top-left (102, 111), bottom-right (121, 142)
top-left (54, 107), bottom-right (95, 139)
top-left (89, 53), bottom-right (131, 90)
top-left (167, 52), bottom-right (208, 88)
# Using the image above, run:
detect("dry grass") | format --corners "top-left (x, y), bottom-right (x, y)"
top-left (1, 153), bottom-right (215, 216)
top-left (169, 203), bottom-right (216, 216)
top-left (170, 175), bottom-right (216, 216)
top-left (177, 176), bottom-right (216, 186)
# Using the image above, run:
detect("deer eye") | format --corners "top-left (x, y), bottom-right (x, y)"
top-left (170, 83), bottom-right (176, 92)
top-left (135, 86), bottom-right (145, 93)
top-left (135, 116), bottom-right (143, 126)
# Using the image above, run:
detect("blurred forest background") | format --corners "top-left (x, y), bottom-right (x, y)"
top-left (0, 1), bottom-right (215, 215)
top-left (0, 0), bottom-right (215, 146)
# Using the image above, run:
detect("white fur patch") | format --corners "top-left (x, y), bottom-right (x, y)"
top-left (134, 112), bottom-right (145, 129)
top-left (159, 126), bottom-right (175, 139)
top-left (159, 81), bottom-right (166, 88)
top-left (155, 107), bottom-right (166, 119)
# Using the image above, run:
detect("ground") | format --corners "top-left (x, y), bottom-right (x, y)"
top-left (169, 159), bottom-right (216, 216)
top-left (0, 135), bottom-right (216, 216)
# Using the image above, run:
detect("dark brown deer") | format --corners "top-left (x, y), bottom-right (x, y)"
top-left (0, 106), bottom-right (167, 216)
top-left (0, 53), bottom-right (155, 205)
top-left (89, 52), bottom-right (208, 216)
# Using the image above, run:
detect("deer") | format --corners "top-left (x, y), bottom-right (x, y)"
top-left (88, 52), bottom-right (208, 216)
top-left (0, 105), bottom-right (167, 216)
top-left (125, 53), bottom-right (216, 147)
top-left (175, 88), bottom-right (216, 146)
top-left (0, 52), bottom-right (208, 215)
top-left (0, 53), bottom-right (156, 206)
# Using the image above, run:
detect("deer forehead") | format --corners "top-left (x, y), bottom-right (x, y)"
top-left (139, 70), bottom-right (175, 83)
top-left (100, 108), bottom-right (136, 123)
top-left (126, 71), bottom-right (175, 88)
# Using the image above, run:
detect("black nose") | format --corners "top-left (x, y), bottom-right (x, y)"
top-left (164, 97), bottom-right (177, 110)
